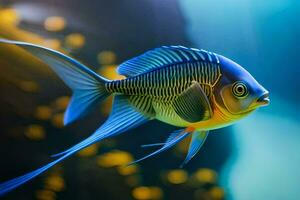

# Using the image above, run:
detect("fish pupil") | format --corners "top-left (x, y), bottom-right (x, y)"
top-left (237, 86), bottom-right (243, 93)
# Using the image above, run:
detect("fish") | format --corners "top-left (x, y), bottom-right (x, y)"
top-left (0, 39), bottom-right (270, 195)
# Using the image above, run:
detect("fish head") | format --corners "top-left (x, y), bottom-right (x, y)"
top-left (214, 55), bottom-right (270, 116)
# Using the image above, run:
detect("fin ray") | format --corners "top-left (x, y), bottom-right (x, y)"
top-left (128, 129), bottom-right (189, 165)
top-left (173, 81), bottom-right (212, 123)
top-left (0, 95), bottom-right (149, 195)
top-left (180, 131), bottom-right (209, 167)
top-left (0, 39), bottom-right (110, 125)
top-left (140, 129), bottom-right (184, 148)
top-left (117, 46), bottom-right (213, 77)
top-left (52, 95), bottom-right (148, 157)
top-left (141, 143), bottom-right (165, 148)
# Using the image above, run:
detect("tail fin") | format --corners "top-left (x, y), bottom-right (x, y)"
top-left (0, 39), bottom-right (111, 125)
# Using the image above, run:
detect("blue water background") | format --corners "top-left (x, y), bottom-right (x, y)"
top-left (180, 0), bottom-right (300, 199)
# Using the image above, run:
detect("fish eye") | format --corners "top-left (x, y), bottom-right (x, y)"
top-left (232, 81), bottom-right (248, 98)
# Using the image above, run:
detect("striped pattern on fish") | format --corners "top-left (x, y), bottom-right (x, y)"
top-left (106, 60), bottom-right (221, 125)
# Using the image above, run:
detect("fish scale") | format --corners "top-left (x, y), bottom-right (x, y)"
top-left (106, 61), bottom-right (221, 98)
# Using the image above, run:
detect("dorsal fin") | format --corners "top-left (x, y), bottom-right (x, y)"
top-left (117, 46), bottom-right (220, 77)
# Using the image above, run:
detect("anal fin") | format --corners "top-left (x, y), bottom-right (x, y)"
top-left (181, 130), bottom-right (209, 167)
top-left (0, 95), bottom-right (150, 196)
top-left (128, 129), bottom-right (191, 165)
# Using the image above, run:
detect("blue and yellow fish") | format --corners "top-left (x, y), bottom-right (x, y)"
top-left (0, 39), bottom-right (269, 195)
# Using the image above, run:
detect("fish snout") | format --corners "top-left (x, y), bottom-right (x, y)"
top-left (256, 91), bottom-right (270, 106)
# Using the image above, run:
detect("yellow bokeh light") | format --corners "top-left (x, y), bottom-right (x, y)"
top-left (117, 165), bottom-right (138, 176)
top-left (96, 150), bottom-right (133, 167)
top-left (25, 125), bottom-right (46, 140)
top-left (35, 189), bottom-right (56, 200)
top-left (210, 187), bottom-right (225, 199)
top-left (55, 96), bottom-right (70, 110)
top-left (43, 39), bottom-right (61, 50)
top-left (149, 187), bottom-right (163, 200)
top-left (132, 187), bottom-right (151, 200)
top-left (44, 175), bottom-right (65, 192)
top-left (0, 8), bottom-right (20, 26)
top-left (97, 51), bottom-right (117, 65)
top-left (64, 33), bottom-right (85, 49)
top-left (132, 186), bottom-right (163, 200)
top-left (101, 96), bottom-right (113, 116)
top-left (44, 16), bottom-right (66, 32)
top-left (77, 144), bottom-right (99, 157)
top-left (97, 65), bottom-right (125, 80)
top-left (35, 106), bottom-right (52, 120)
top-left (194, 168), bottom-right (217, 184)
top-left (19, 80), bottom-right (39, 93)
top-left (51, 113), bottom-right (64, 128)
top-left (166, 169), bottom-right (188, 184)
top-left (0, 9), bottom-right (61, 48)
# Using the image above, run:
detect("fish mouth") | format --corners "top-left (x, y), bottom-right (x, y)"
top-left (256, 92), bottom-right (270, 106)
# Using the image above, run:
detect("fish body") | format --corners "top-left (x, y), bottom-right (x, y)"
top-left (0, 40), bottom-right (270, 195)
top-left (106, 54), bottom-right (221, 128)
top-left (105, 49), bottom-right (264, 130)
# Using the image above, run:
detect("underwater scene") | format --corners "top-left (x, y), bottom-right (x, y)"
top-left (0, 0), bottom-right (299, 200)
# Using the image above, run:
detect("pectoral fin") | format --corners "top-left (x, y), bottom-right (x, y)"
top-left (173, 81), bottom-right (212, 123)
